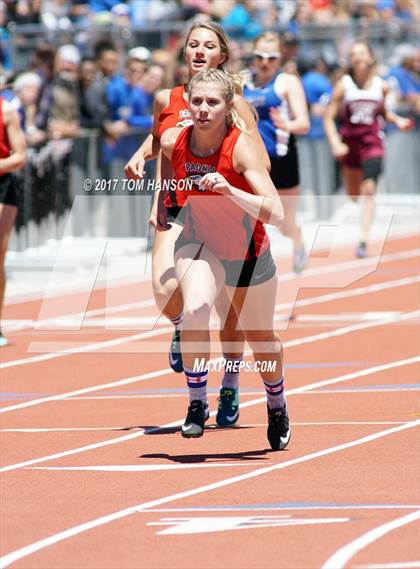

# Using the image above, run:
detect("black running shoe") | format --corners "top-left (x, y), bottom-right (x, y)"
top-left (181, 400), bottom-right (209, 438)
top-left (267, 405), bottom-right (291, 450)
top-left (216, 387), bottom-right (240, 427)
top-left (169, 329), bottom-right (183, 373)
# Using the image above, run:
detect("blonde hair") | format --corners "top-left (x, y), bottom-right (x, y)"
top-left (188, 68), bottom-right (247, 132)
top-left (184, 21), bottom-right (245, 95)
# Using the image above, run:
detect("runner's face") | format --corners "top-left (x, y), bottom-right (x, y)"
top-left (350, 44), bottom-right (373, 72)
top-left (189, 83), bottom-right (227, 131)
top-left (253, 39), bottom-right (281, 81)
top-left (185, 29), bottom-right (225, 76)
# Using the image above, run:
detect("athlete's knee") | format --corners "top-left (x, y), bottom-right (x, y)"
top-left (280, 220), bottom-right (295, 238)
top-left (152, 275), bottom-right (178, 307)
top-left (183, 300), bottom-right (212, 330)
top-left (246, 330), bottom-right (281, 354)
top-left (361, 180), bottom-right (376, 196)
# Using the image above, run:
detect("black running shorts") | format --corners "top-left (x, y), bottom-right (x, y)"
top-left (175, 234), bottom-right (276, 288)
top-left (269, 137), bottom-right (300, 190)
top-left (0, 174), bottom-right (18, 207)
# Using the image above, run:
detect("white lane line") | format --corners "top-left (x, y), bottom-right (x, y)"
top-left (27, 462), bottom-right (265, 472)
top-left (6, 246), bottom-right (419, 308)
top-left (1, 420), bottom-right (418, 569)
top-left (2, 299), bottom-right (157, 333)
top-left (0, 422), bottom-right (407, 433)
top-left (0, 325), bottom-right (173, 370)
top-left (302, 388), bottom-right (419, 394)
top-left (43, 385), bottom-right (419, 400)
top-left (1, 356), bottom-right (418, 472)
top-left (5, 273), bottom-right (419, 333)
top-left (321, 510), bottom-right (420, 569)
top-left (276, 275), bottom-right (419, 312)
top-left (2, 265), bottom-right (419, 371)
top-left (1, 308), bottom-right (418, 415)
top-left (139, 505), bottom-right (420, 513)
top-left (236, 356), bottom-right (420, 412)
top-left (354, 562), bottom-right (420, 569)
top-left (289, 312), bottom-right (403, 323)
top-left (283, 310), bottom-right (419, 350)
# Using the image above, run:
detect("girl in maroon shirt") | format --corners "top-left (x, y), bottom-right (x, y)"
top-left (324, 40), bottom-right (412, 258)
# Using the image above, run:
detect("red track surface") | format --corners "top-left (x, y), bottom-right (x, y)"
top-left (1, 234), bottom-right (419, 569)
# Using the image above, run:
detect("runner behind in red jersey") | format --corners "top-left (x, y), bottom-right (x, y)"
top-left (160, 69), bottom-right (291, 451)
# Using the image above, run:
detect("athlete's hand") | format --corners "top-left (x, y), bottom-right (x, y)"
top-left (395, 116), bottom-right (414, 132)
top-left (332, 141), bottom-right (349, 159)
top-left (149, 190), bottom-right (171, 231)
top-left (269, 107), bottom-right (290, 132)
top-left (199, 173), bottom-right (233, 195)
top-left (124, 152), bottom-right (146, 180)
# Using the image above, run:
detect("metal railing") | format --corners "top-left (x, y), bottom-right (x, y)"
top-left (5, 19), bottom-right (419, 73)
top-left (8, 123), bottom-right (419, 252)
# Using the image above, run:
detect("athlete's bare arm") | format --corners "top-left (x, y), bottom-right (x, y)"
top-left (160, 127), bottom-right (182, 164)
top-left (324, 79), bottom-right (349, 158)
top-left (200, 132), bottom-right (284, 226)
top-left (233, 94), bottom-right (271, 171)
top-left (0, 101), bottom-right (27, 175)
top-left (124, 89), bottom-right (171, 179)
top-left (270, 74), bottom-right (310, 135)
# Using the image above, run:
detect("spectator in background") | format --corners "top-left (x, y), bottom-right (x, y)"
top-left (126, 46), bottom-right (151, 87)
top-left (298, 55), bottom-right (335, 219)
top-left (79, 56), bottom-right (110, 130)
top-left (31, 43), bottom-right (56, 133)
top-left (141, 64), bottom-right (165, 107)
top-left (377, 0), bottom-right (420, 23)
top-left (0, 2), bottom-right (12, 76)
top-left (221, 0), bottom-right (264, 40)
top-left (151, 48), bottom-right (174, 88)
top-left (40, 0), bottom-right (72, 31)
top-left (387, 44), bottom-right (420, 119)
top-left (48, 44), bottom-right (81, 141)
top-left (11, 72), bottom-right (46, 146)
top-left (308, 0), bottom-right (334, 23)
top-left (94, 39), bottom-right (126, 138)
top-left (103, 52), bottom-right (154, 162)
top-left (280, 32), bottom-right (300, 75)
top-left (8, 0), bottom-right (41, 24)
top-left (88, 0), bottom-right (121, 13)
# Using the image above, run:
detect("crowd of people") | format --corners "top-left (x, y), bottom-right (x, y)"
top-left (0, 11), bottom-right (419, 449)
top-left (1, 0), bottom-right (419, 34)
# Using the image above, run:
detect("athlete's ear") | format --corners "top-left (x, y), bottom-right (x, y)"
top-left (218, 54), bottom-right (227, 68)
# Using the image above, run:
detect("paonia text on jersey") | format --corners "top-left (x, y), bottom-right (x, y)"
top-left (171, 125), bottom-right (270, 262)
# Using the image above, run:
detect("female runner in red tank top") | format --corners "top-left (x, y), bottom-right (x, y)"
top-left (0, 96), bottom-right (27, 347)
top-left (160, 69), bottom-right (290, 450)
top-left (125, 22), bottom-right (270, 427)
top-left (324, 40), bottom-right (412, 258)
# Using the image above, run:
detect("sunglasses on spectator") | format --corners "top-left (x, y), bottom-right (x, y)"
top-left (254, 51), bottom-right (281, 61)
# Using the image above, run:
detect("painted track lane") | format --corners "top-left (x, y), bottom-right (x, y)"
top-left (1, 233), bottom-right (419, 568)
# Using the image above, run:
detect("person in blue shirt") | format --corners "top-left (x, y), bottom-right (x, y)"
top-left (298, 55), bottom-right (335, 219)
top-left (221, 0), bottom-right (263, 40)
top-left (386, 44), bottom-right (420, 121)
top-left (104, 55), bottom-right (153, 163)
top-left (244, 31), bottom-right (310, 273)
